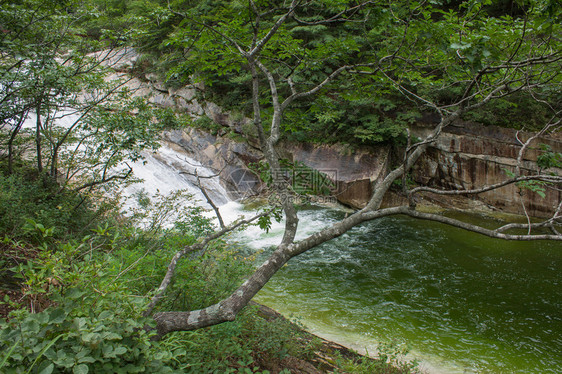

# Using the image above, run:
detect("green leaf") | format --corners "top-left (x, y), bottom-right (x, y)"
top-left (38, 362), bottom-right (54, 374)
top-left (73, 364), bottom-right (89, 374)
top-left (536, 190), bottom-right (546, 198)
top-left (0, 337), bottom-right (20, 369)
top-left (49, 308), bottom-right (67, 324)
top-left (26, 333), bottom-right (66, 374)
top-left (113, 346), bottom-right (128, 356)
top-left (66, 288), bottom-right (86, 300)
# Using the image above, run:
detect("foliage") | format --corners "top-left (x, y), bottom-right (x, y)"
top-left (159, 307), bottom-right (315, 373)
top-left (120, 0), bottom-right (562, 147)
top-left (0, 190), bottom-right (256, 372)
top-left (0, 170), bottom-right (111, 242)
top-left (537, 144), bottom-right (562, 171)
top-left (0, 232), bottom-right (173, 373)
top-left (0, 0), bottom-right (164, 193)
top-left (461, 93), bottom-right (559, 130)
top-left (0, 288), bottom-right (171, 374)
top-left (332, 340), bottom-right (421, 374)
top-left (190, 114), bottom-right (224, 135)
top-left (79, 0), bottom-right (160, 42)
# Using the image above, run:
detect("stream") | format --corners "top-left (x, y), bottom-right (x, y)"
top-left (125, 143), bottom-right (562, 374)
top-left (235, 206), bottom-right (562, 373)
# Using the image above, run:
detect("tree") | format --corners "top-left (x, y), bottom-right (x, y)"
top-left (0, 0), bottom-right (162, 192)
top-left (138, 0), bottom-right (562, 338)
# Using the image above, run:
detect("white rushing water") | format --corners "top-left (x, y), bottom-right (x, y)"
top-left (22, 109), bottom-right (82, 130)
top-left (116, 143), bottom-right (260, 229)
top-left (20, 110), bottom-right (247, 227)
top-left (118, 140), bottom-right (342, 243)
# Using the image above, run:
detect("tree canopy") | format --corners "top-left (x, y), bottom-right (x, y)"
top-left (126, 0), bottom-right (562, 144)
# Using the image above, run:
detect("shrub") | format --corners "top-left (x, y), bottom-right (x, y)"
top-left (0, 171), bottom-right (107, 242)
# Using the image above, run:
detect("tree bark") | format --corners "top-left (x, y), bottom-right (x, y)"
top-left (7, 113), bottom-right (25, 175)
top-left (35, 102), bottom-right (43, 174)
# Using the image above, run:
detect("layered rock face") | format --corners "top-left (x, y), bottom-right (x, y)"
top-left (412, 122), bottom-right (562, 217)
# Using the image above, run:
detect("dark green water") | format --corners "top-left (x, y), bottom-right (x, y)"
top-left (245, 208), bottom-right (562, 373)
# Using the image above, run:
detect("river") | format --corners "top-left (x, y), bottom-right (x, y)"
top-left (125, 143), bottom-right (562, 374)
top-left (233, 205), bottom-right (562, 374)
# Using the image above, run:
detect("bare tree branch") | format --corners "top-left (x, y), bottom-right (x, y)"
top-left (144, 208), bottom-right (274, 317)
top-left (180, 166), bottom-right (227, 229)
top-left (402, 208), bottom-right (562, 241)
top-left (73, 164), bottom-right (133, 192)
top-left (410, 175), bottom-right (562, 197)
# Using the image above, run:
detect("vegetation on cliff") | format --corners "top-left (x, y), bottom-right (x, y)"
top-left (79, 0), bottom-right (562, 145)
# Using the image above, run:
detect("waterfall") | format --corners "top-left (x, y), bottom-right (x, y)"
top-left (20, 109), bottom-right (246, 226)
top-left (121, 142), bottom-right (341, 242)
top-left (22, 109), bottom-right (82, 130)
top-left (123, 144), bottom-right (229, 207)
top-left (118, 143), bottom-right (253, 227)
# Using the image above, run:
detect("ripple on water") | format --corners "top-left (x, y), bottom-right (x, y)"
top-left (245, 211), bottom-right (562, 373)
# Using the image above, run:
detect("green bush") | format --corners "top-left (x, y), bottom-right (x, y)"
top-left (0, 228), bottom-right (296, 374)
top-left (0, 187), bottom-right (283, 373)
top-left (0, 242), bottom-right (174, 374)
top-left (0, 292), bottom-right (173, 374)
top-left (0, 171), bottom-right (107, 242)
top-left (191, 115), bottom-right (224, 135)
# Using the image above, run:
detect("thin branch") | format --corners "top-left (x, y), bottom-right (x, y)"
top-left (292, 1), bottom-right (374, 25)
top-left (249, 0), bottom-right (299, 58)
top-left (281, 63), bottom-right (378, 112)
top-left (180, 168), bottom-right (226, 229)
top-left (72, 164), bottom-right (133, 192)
top-left (144, 208), bottom-right (274, 316)
top-left (410, 175), bottom-right (562, 197)
top-left (401, 208), bottom-right (562, 241)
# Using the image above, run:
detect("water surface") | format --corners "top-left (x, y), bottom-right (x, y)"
top-left (241, 207), bottom-right (562, 373)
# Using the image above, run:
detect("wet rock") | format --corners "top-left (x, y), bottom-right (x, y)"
top-left (162, 128), bottom-right (263, 199)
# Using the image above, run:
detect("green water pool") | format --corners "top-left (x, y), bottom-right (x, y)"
top-left (246, 209), bottom-right (562, 373)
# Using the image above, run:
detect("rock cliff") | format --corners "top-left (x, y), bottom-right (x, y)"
top-left (411, 122), bottom-right (562, 217)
